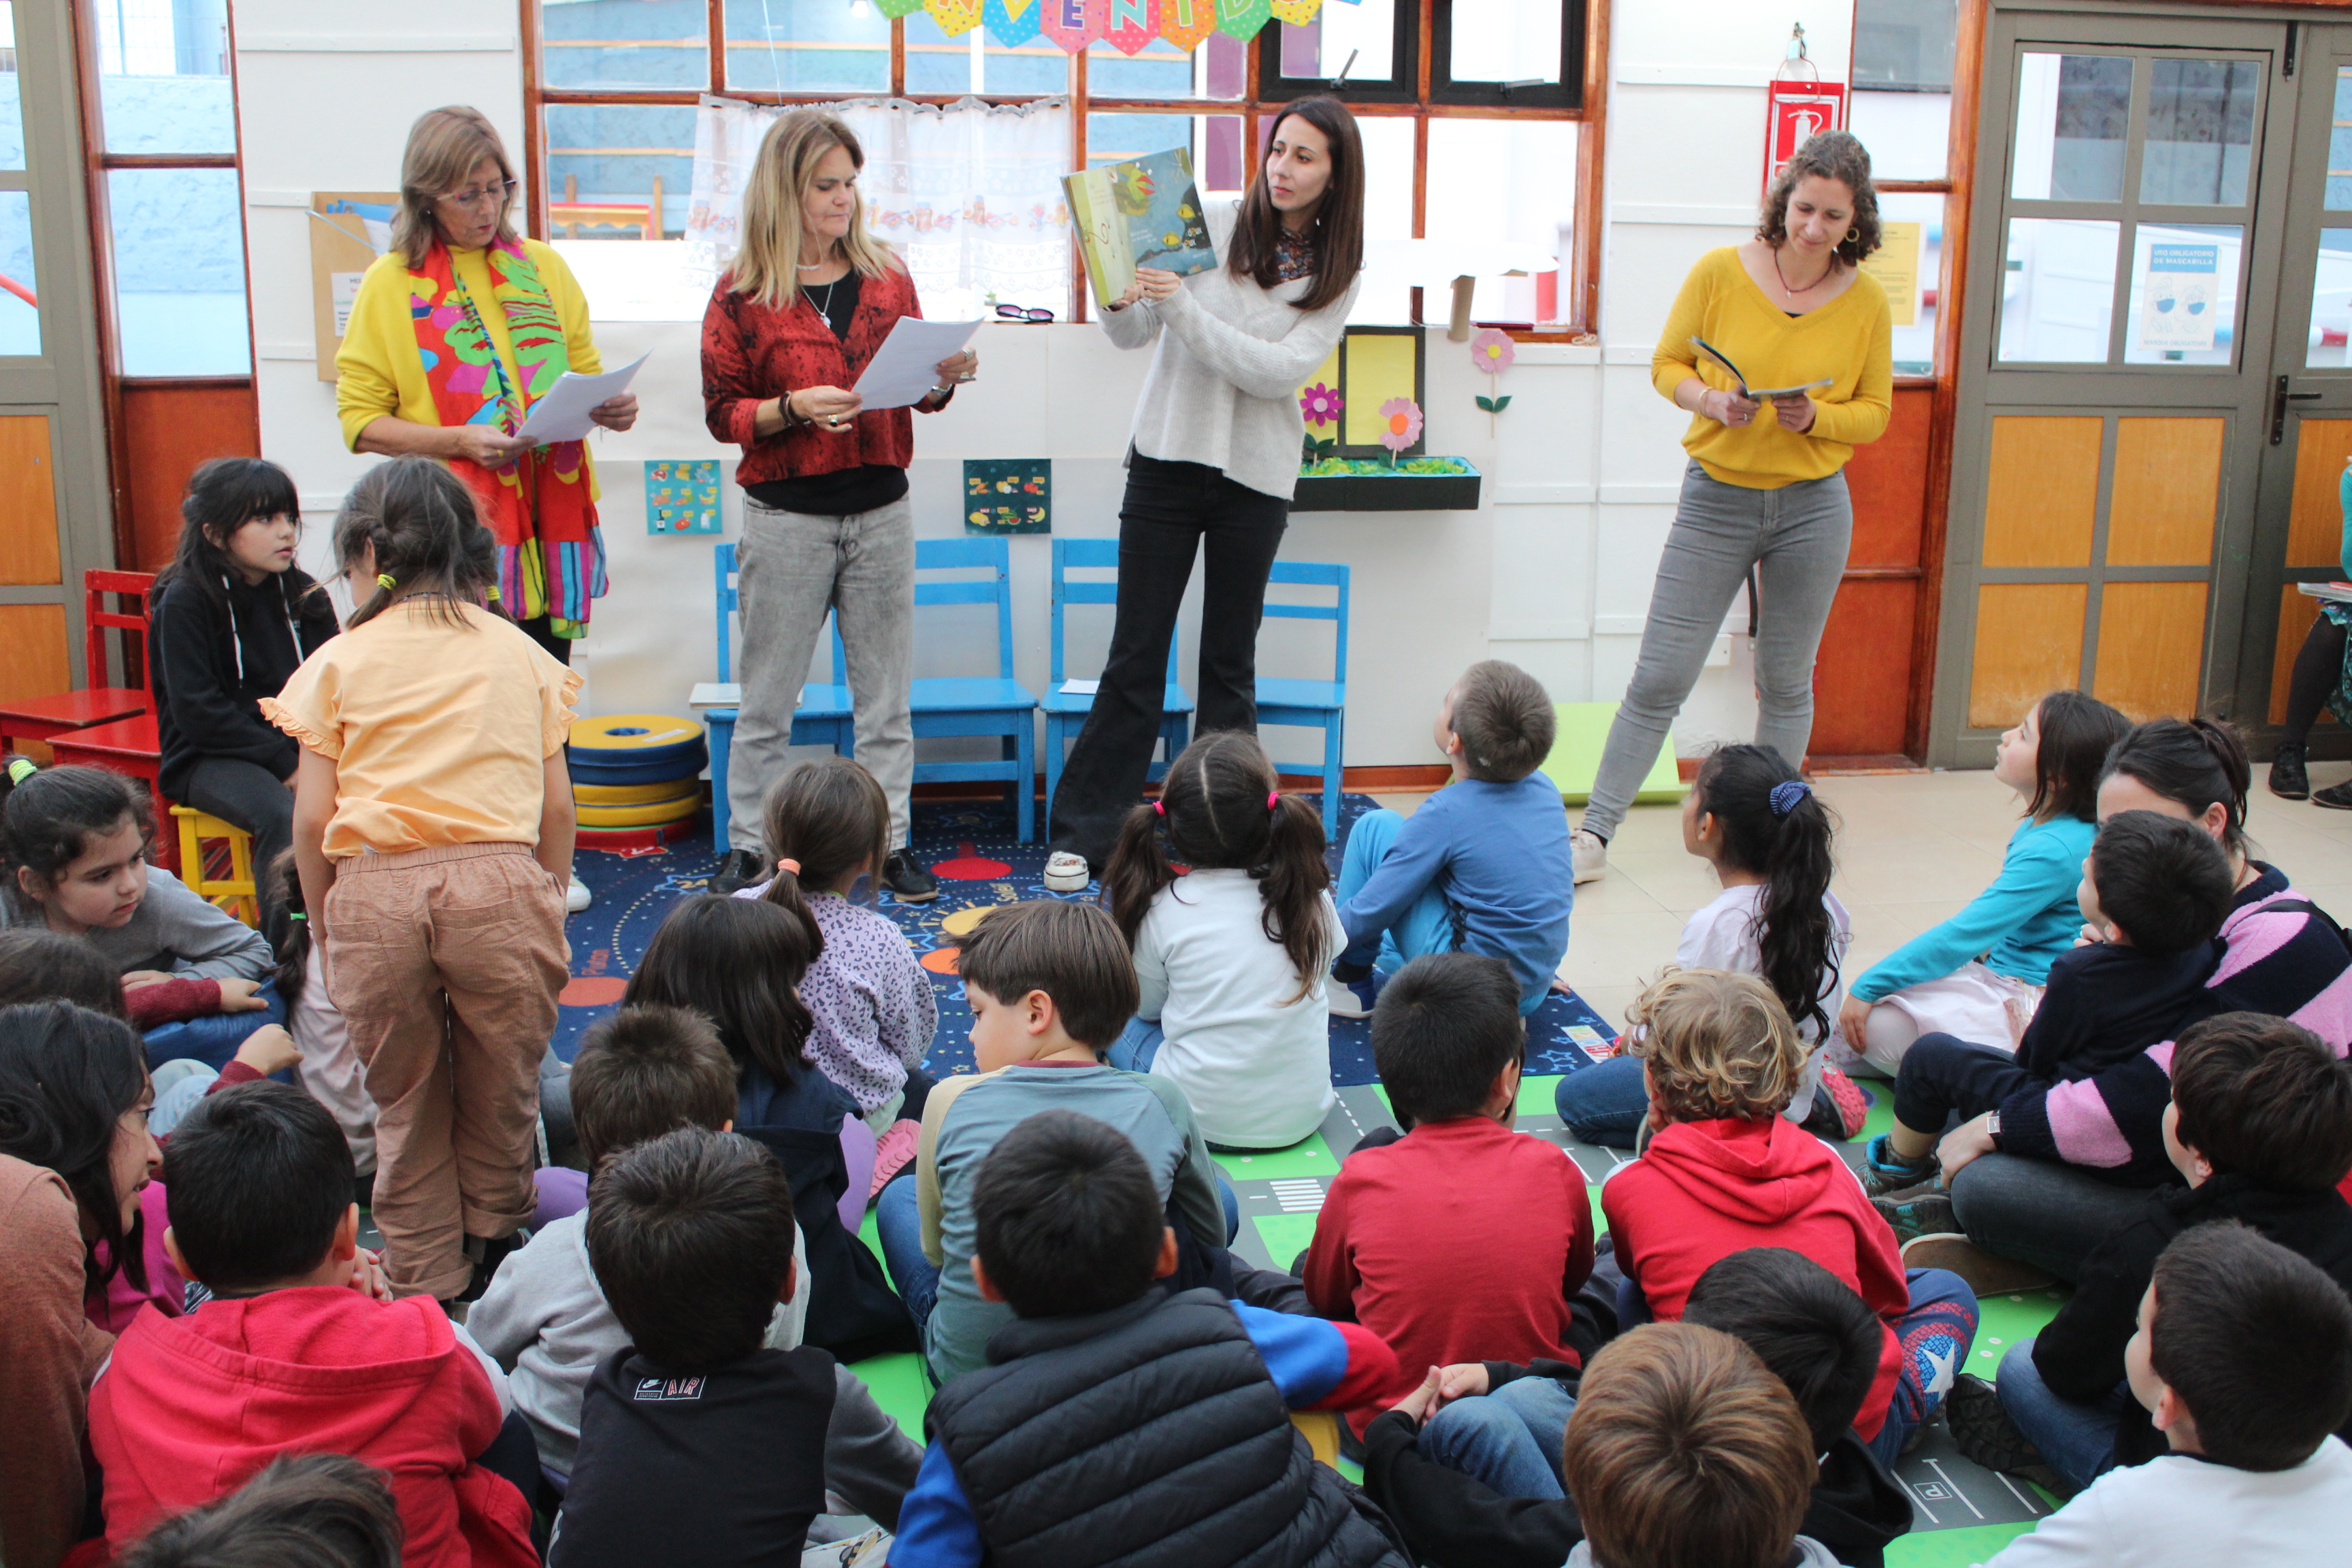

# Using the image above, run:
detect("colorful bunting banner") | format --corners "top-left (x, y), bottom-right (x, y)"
top-left (983, 0), bottom-right (1043, 47)
top-left (1156, 0), bottom-right (1217, 50)
top-left (877, 0), bottom-right (928, 17)
top-left (1038, 0), bottom-right (1107, 52)
top-left (926, 0), bottom-right (985, 35)
top-left (1215, 0), bottom-right (1275, 42)
top-left (1102, 0), bottom-right (1158, 54)
top-left (1267, 0), bottom-right (1322, 22)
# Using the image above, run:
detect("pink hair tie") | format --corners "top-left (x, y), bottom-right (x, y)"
top-left (777, 858), bottom-right (802, 876)
top-left (1267, 791), bottom-right (1280, 811)
top-left (1152, 800), bottom-right (1166, 817)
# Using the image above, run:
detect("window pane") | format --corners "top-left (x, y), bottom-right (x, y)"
top-left (2123, 223), bottom-right (2240, 365)
top-left (2140, 59), bottom-right (2257, 207)
top-left (905, 12), bottom-right (1068, 95)
top-left (1345, 114), bottom-right (1424, 326)
top-left (723, 0), bottom-right (886, 94)
top-left (1447, 0), bottom-right (1560, 86)
top-left (2012, 53), bottom-right (2132, 201)
top-left (0, 190), bottom-right (36, 354)
top-left (547, 103), bottom-right (694, 239)
top-left (1848, 90), bottom-right (1950, 182)
top-left (1086, 33), bottom-right (1239, 101)
top-left (1422, 118), bottom-right (1575, 325)
top-left (1870, 191), bottom-right (1943, 374)
top-left (1854, 0), bottom-right (1955, 91)
top-left (2332, 70), bottom-right (2352, 210)
top-left (96, 0), bottom-right (233, 157)
top-left (539, 0), bottom-right (706, 91)
top-left (1277, 0), bottom-right (1394, 85)
top-left (109, 168), bottom-right (246, 374)
top-left (0, 1), bottom-right (25, 172)
top-left (1997, 216), bottom-right (2119, 362)
top-left (2309, 228), bottom-right (2352, 368)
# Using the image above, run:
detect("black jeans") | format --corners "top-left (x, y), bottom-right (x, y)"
top-left (1893, 1032), bottom-right (2042, 1136)
top-left (1047, 455), bottom-right (1289, 865)
top-left (180, 756), bottom-right (295, 945)
top-left (518, 613), bottom-right (574, 667)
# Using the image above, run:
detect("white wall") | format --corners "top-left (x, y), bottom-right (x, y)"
top-left (233, 1), bottom-right (1854, 771)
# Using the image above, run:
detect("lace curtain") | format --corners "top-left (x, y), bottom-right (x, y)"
top-left (686, 94), bottom-right (1073, 321)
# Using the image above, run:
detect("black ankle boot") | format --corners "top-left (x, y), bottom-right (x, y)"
top-left (2272, 742), bottom-right (2310, 800)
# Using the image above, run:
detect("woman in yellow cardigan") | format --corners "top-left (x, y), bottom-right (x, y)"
top-left (1573, 130), bottom-right (1892, 885)
top-left (336, 105), bottom-right (636, 669)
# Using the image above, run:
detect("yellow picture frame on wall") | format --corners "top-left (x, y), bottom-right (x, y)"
top-left (1295, 326), bottom-right (1426, 459)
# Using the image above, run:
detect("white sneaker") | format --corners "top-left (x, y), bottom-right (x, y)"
top-left (566, 873), bottom-right (592, 913)
top-left (1042, 851), bottom-right (1091, 892)
top-left (1571, 828), bottom-right (1610, 885)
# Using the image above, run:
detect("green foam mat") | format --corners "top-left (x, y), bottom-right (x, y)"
top-left (1539, 701), bottom-right (1686, 805)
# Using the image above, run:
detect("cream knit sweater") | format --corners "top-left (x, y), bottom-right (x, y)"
top-left (1100, 201), bottom-right (1360, 500)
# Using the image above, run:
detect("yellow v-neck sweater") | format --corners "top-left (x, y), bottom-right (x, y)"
top-left (1650, 246), bottom-right (1894, 489)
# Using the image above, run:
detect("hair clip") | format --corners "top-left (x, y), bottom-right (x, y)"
top-left (6, 757), bottom-right (37, 785)
top-left (1768, 779), bottom-right (1813, 819)
top-left (1267, 790), bottom-right (1280, 811)
top-left (776, 858), bottom-right (802, 876)
top-left (376, 573), bottom-right (397, 590)
top-left (287, 913), bottom-right (306, 922)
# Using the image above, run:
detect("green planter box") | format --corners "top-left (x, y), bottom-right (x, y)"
top-left (1292, 457), bottom-right (1482, 512)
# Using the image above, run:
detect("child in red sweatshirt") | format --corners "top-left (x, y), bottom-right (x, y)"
top-left (1602, 969), bottom-right (1977, 1465)
top-left (86, 1083), bottom-right (534, 1568)
top-left (1305, 953), bottom-right (1597, 1436)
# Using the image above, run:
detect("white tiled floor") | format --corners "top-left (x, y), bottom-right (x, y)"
top-left (1376, 759), bottom-right (2352, 1032)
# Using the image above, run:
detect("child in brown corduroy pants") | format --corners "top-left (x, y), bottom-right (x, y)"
top-left (265, 457), bottom-right (578, 1303)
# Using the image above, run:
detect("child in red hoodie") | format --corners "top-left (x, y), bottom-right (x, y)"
top-left (86, 1082), bottom-right (534, 1568)
top-left (1603, 970), bottom-right (1978, 1465)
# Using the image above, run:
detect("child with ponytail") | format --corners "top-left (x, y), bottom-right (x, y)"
top-left (1101, 732), bottom-right (1343, 1149)
top-left (736, 756), bottom-right (938, 1133)
top-left (1557, 744), bottom-right (1854, 1147)
top-left (263, 455), bottom-right (576, 1303)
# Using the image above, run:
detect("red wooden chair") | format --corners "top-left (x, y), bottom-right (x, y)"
top-left (0, 570), bottom-right (155, 749)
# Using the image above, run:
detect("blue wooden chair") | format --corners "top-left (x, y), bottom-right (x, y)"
top-left (704, 542), bottom-right (855, 851)
top-left (1043, 538), bottom-right (1192, 816)
top-left (908, 536), bottom-right (1041, 840)
top-left (1254, 560), bottom-right (1350, 833)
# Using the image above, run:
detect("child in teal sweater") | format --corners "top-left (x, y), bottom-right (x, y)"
top-left (1834, 690), bottom-right (2129, 1077)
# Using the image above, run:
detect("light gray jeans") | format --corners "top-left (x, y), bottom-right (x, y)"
top-left (727, 495), bottom-right (915, 852)
top-left (1582, 459), bottom-right (1853, 841)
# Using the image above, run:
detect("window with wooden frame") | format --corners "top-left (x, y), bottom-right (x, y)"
top-left (521, 0), bottom-right (1605, 337)
top-left (1851, 0), bottom-right (1957, 378)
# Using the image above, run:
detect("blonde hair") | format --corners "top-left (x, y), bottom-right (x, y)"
top-left (1627, 968), bottom-right (1806, 1124)
top-left (1563, 1323), bottom-right (1814, 1568)
top-left (393, 106), bottom-right (520, 269)
top-left (732, 110), bottom-right (897, 310)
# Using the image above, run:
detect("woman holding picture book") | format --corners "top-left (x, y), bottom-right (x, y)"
top-left (702, 108), bottom-right (979, 903)
top-left (1571, 129), bottom-right (1893, 887)
top-left (1043, 96), bottom-right (1365, 892)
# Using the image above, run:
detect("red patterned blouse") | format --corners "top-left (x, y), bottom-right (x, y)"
top-left (700, 261), bottom-right (941, 488)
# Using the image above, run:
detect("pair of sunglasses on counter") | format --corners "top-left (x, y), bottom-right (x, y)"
top-left (994, 304), bottom-right (1054, 323)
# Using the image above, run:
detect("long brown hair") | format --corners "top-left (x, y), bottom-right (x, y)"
top-left (1102, 732), bottom-right (1332, 1003)
top-left (1757, 128), bottom-right (1882, 267)
top-left (391, 106), bottom-right (519, 269)
top-left (331, 458), bottom-right (502, 632)
top-left (731, 109), bottom-right (898, 311)
top-left (624, 896), bottom-right (822, 1089)
top-left (1225, 97), bottom-right (1363, 314)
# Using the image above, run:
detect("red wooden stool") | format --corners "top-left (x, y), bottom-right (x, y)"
top-left (0, 570), bottom-right (154, 755)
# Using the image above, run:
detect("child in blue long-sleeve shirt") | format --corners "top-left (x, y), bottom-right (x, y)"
top-left (1835, 689), bottom-right (2129, 1076)
top-left (890, 1109), bottom-right (1410, 1568)
top-left (1330, 663), bottom-right (1573, 1019)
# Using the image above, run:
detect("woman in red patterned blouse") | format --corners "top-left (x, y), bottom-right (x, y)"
top-left (702, 109), bottom-right (977, 904)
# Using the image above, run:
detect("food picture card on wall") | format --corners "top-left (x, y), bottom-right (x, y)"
top-left (964, 459), bottom-right (1051, 534)
top-left (646, 460), bottom-right (723, 535)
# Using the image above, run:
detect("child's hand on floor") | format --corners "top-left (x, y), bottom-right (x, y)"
top-left (231, 1025), bottom-right (301, 1078)
top-left (121, 970), bottom-right (174, 991)
top-left (215, 977), bottom-right (270, 1013)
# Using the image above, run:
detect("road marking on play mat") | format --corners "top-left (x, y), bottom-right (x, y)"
top-left (1268, 1179), bottom-right (1326, 1213)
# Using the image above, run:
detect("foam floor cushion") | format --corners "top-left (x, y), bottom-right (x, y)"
top-left (575, 778), bottom-right (708, 806)
top-left (564, 747), bottom-right (708, 787)
top-left (576, 794), bottom-right (702, 828)
top-left (567, 715), bottom-right (706, 770)
top-left (1538, 702), bottom-right (1686, 806)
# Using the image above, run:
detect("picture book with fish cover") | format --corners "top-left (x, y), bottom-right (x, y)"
top-left (1064, 147), bottom-right (1217, 309)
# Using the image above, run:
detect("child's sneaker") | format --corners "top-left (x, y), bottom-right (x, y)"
top-left (1806, 1066), bottom-right (1872, 1141)
top-left (1862, 1132), bottom-right (1938, 1195)
top-left (1874, 1187), bottom-right (1958, 1245)
top-left (1042, 851), bottom-right (1091, 892)
top-left (1900, 1232), bottom-right (2057, 1294)
top-left (1326, 969), bottom-right (1384, 1019)
top-left (1946, 1373), bottom-right (2068, 1496)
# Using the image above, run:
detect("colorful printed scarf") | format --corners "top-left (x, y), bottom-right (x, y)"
top-left (409, 238), bottom-right (606, 632)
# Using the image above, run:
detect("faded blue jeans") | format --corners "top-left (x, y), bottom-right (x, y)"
top-left (1995, 1337), bottom-right (2130, 1492)
top-left (1581, 460), bottom-right (1853, 840)
top-left (1421, 1375), bottom-right (1579, 1499)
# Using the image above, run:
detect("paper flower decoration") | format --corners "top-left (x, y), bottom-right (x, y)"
top-left (1300, 382), bottom-right (1343, 427)
top-left (1378, 397), bottom-right (1423, 457)
top-left (1470, 329), bottom-right (1516, 374)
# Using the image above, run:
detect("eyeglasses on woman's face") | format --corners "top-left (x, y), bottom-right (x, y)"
top-left (438, 178), bottom-right (519, 210)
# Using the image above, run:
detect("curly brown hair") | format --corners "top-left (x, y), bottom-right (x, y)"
top-left (1757, 129), bottom-right (1881, 267)
top-left (1627, 969), bottom-right (1806, 1124)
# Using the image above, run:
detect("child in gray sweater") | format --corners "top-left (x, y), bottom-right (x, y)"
top-left (471, 1004), bottom-right (919, 1516)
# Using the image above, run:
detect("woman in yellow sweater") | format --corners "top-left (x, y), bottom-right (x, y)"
top-left (1573, 130), bottom-right (1892, 885)
top-left (336, 105), bottom-right (636, 671)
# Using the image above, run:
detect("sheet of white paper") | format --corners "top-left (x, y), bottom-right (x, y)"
top-left (1059, 679), bottom-right (1100, 696)
top-left (688, 683), bottom-right (743, 706)
top-left (850, 317), bottom-right (983, 411)
top-left (515, 352), bottom-right (651, 444)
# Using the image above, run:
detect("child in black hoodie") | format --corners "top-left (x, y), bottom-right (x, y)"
top-left (1866, 810), bottom-right (2236, 1195)
top-left (1364, 1247), bottom-right (1914, 1568)
top-left (1949, 1010), bottom-right (2352, 1494)
top-left (148, 458), bottom-right (338, 944)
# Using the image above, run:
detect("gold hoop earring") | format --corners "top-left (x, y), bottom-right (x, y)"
top-left (1846, 227), bottom-right (1860, 244)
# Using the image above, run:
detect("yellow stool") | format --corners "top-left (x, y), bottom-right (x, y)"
top-left (169, 806), bottom-right (260, 928)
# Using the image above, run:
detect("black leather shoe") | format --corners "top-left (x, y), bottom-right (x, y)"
top-left (2271, 742), bottom-right (2310, 800)
top-left (710, 847), bottom-right (767, 895)
top-left (882, 849), bottom-right (939, 902)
